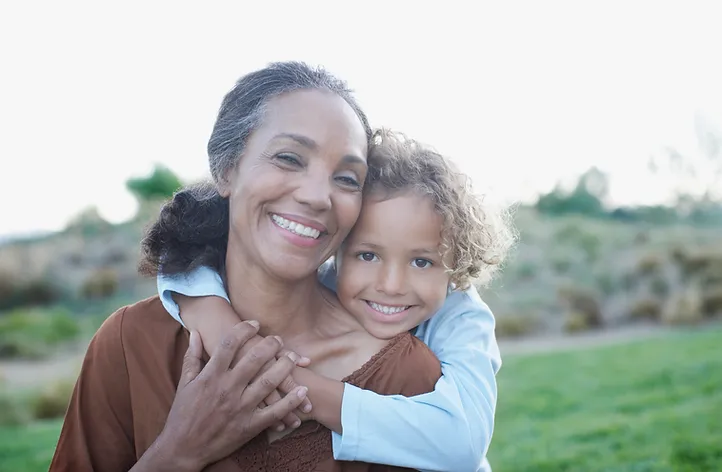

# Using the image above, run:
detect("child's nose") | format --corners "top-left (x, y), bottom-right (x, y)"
top-left (376, 265), bottom-right (407, 296)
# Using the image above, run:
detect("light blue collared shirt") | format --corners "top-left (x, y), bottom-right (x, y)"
top-left (158, 264), bottom-right (500, 472)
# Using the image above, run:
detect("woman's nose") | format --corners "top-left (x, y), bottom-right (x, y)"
top-left (294, 170), bottom-right (333, 212)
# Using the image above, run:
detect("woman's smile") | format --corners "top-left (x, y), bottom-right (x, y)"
top-left (270, 212), bottom-right (327, 248)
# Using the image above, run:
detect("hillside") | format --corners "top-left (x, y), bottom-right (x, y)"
top-left (1, 206), bottom-right (720, 339)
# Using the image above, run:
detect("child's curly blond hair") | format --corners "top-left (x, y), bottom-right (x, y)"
top-left (364, 129), bottom-right (517, 289)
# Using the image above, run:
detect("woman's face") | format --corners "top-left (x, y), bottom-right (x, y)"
top-left (221, 89), bottom-right (368, 281)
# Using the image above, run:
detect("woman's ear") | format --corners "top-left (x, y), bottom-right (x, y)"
top-left (216, 170), bottom-right (234, 198)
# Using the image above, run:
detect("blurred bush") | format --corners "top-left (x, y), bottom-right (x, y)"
top-left (563, 311), bottom-right (594, 333)
top-left (558, 285), bottom-right (603, 330)
top-left (0, 274), bottom-right (61, 311)
top-left (702, 285), bottom-right (722, 315)
top-left (0, 308), bottom-right (81, 359)
top-left (80, 268), bottom-right (119, 300)
top-left (661, 287), bottom-right (705, 325)
top-left (31, 379), bottom-right (75, 420)
top-left (495, 314), bottom-right (539, 338)
top-left (0, 390), bottom-right (31, 426)
top-left (628, 298), bottom-right (663, 321)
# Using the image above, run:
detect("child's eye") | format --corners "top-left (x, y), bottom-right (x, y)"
top-left (357, 252), bottom-right (378, 262)
top-left (411, 258), bottom-right (433, 269)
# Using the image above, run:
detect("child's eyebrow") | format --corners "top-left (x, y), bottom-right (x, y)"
top-left (353, 242), bottom-right (383, 251)
top-left (410, 248), bottom-right (440, 256)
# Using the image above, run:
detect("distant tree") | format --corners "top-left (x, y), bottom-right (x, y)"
top-left (535, 167), bottom-right (608, 217)
top-left (126, 165), bottom-right (183, 202)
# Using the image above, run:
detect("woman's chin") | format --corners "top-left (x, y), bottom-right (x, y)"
top-left (263, 254), bottom-right (323, 281)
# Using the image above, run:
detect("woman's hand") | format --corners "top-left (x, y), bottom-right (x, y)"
top-left (174, 294), bottom-right (312, 431)
top-left (138, 320), bottom-right (309, 472)
top-left (239, 336), bottom-right (313, 432)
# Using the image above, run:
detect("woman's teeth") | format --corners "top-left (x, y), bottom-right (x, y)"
top-left (368, 301), bottom-right (409, 315)
top-left (271, 214), bottom-right (321, 239)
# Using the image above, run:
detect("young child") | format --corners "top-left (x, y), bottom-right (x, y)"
top-left (158, 129), bottom-right (514, 470)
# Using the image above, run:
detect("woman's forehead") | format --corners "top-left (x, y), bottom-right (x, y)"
top-left (257, 90), bottom-right (368, 157)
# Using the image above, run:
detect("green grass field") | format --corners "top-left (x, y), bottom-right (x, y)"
top-left (488, 326), bottom-right (722, 471)
top-left (1, 326), bottom-right (720, 471)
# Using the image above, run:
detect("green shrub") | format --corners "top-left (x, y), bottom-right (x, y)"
top-left (662, 288), bottom-right (704, 325)
top-left (557, 286), bottom-right (603, 328)
top-left (0, 391), bottom-right (30, 426)
top-left (552, 257), bottom-right (572, 274)
top-left (628, 298), bottom-right (662, 320)
top-left (650, 276), bottom-right (670, 297)
top-left (495, 314), bottom-right (538, 338)
top-left (596, 273), bottom-right (617, 296)
top-left (637, 253), bottom-right (664, 276)
top-left (701, 285), bottom-right (722, 315)
top-left (621, 272), bottom-right (640, 291)
top-left (0, 309), bottom-right (81, 359)
top-left (30, 380), bottom-right (75, 420)
top-left (0, 277), bottom-right (61, 311)
top-left (80, 269), bottom-right (119, 300)
top-left (563, 311), bottom-right (593, 333)
top-left (515, 262), bottom-right (538, 280)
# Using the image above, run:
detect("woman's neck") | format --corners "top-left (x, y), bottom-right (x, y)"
top-left (224, 241), bottom-right (324, 338)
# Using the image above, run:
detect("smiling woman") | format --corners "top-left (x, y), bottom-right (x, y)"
top-left (50, 61), bottom-right (510, 472)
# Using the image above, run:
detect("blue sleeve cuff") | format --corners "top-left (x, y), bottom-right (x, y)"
top-left (331, 383), bottom-right (363, 461)
top-left (156, 266), bottom-right (230, 328)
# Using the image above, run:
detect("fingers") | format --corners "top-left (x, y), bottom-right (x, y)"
top-left (278, 348), bottom-right (311, 367)
top-left (204, 321), bottom-right (260, 375)
top-left (179, 330), bottom-right (204, 389)
top-left (276, 373), bottom-right (313, 415)
top-left (263, 389), bottom-right (300, 431)
top-left (242, 354), bottom-right (296, 407)
top-left (254, 386), bottom-right (309, 431)
top-left (230, 335), bottom-right (285, 390)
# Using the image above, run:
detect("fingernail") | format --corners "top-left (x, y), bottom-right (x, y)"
top-left (302, 403), bottom-right (312, 413)
top-left (287, 352), bottom-right (300, 363)
top-left (297, 387), bottom-right (308, 398)
top-left (301, 356), bottom-right (311, 364)
top-left (292, 420), bottom-right (301, 428)
top-left (276, 424), bottom-right (285, 432)
top-left (247, 320), bottom-right (260, 329)
top-left (274, 335), bottom-right (283, 346)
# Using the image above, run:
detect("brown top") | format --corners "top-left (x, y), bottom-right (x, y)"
top-left (50, 296), bottom-right (441, 472)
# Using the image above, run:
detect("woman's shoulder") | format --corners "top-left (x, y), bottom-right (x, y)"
top-left (92, 296), bottom-right (187, 363)
top-left (351, 332), bottom-right (441, 398)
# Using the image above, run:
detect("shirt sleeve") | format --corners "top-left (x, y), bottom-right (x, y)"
top-left (332, 286), bottom-right (501, 472)
top-left (49, 308), bottom-right (137, 472)
top-left (157, 266), bottom-right (230, 328)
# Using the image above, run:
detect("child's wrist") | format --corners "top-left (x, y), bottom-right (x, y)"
top-left (295, 368), bottom-right (343, 433)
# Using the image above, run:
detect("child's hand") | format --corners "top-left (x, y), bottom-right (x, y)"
top-left (229, 334), bottom-right (312, 432)
top-left (256, 341), bottom-right (313, 432)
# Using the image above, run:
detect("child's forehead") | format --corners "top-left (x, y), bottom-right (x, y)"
top-left (347, 192), bottom-right (444, 246)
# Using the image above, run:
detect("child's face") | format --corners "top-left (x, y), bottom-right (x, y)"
top-left (336, 191), bottom-right (451, 339)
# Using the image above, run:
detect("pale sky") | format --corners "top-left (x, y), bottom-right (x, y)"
top-left (1, 1), bottom-right (721, 237)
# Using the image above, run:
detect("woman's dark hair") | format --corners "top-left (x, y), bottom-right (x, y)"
top-left (139, 61), bottom-right (372, 277)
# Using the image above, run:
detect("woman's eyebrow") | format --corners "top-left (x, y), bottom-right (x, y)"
top-left (272, 133), bottom-right (366, 166)
top-left (272, 133), bottom-right (318, 149)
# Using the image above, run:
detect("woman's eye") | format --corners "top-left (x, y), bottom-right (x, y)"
top-left (357, 252), bottom-right (378, 262)
top-left (276, 153), bottom-right (302, 166)
top-left (336, 175), bottom-right (361, 189)
top-left (411, 258), bottom-right (432, 269)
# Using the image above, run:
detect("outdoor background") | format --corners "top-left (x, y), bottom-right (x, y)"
top-left (1, 2), bottom-right (721, 471)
